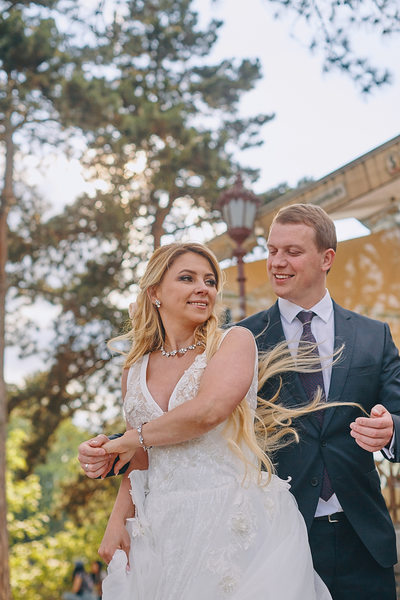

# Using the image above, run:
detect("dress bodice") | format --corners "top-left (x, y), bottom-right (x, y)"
top-left (123, 330), bottom-right (259, 495)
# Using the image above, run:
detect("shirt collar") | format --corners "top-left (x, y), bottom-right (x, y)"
top-left (278, 290), bottom-right (333, 324)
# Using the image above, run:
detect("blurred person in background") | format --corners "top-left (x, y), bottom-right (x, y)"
top-left (62, 560), bottom-right (96, 600)
top-left (90, 560), bottom-right (105, 600)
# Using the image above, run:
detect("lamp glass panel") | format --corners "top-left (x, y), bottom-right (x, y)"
top-left (230, 198), bottom-right (245, 228)
top-left (222, 204), bottom-right (231, 227)
top-left (244, 202), bottom-right (257, 229)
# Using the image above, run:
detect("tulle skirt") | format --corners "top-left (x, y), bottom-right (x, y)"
top-left (102, 471), bottom-right (331, 600)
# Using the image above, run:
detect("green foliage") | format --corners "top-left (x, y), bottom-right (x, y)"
top-left (7, 427), bottom-right (50, 545)
top-left (7, 418), bottom-right (118, 600)
top-left (69, 0), bottom-right (271, 244)
top-left (34, 419), bottom-right (89, 514)
top-left (11, 520), bottom-right (105, 600)
top-left (0, 10), bottom-right (59, 75)
top-left (0, 0), bottom-right (81, 156)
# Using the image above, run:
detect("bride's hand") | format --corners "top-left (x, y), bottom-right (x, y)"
top-left (103, 430), bottom-right (139, 474)
top-left (78, 434), bottom-right (116, 479)
top-left (99, 518), bottom-right (131, 565)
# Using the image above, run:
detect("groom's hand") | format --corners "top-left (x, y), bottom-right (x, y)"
top-left (350, 404), bottom-right (394, 452)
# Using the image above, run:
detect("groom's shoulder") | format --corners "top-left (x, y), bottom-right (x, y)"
top-left (238, 305), bottom-right (276, 335)
top-left (333, 301), bottom-right (387, 330)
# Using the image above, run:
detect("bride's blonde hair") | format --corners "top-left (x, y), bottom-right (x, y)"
top-left (110, 242), bottom-right (363, 482)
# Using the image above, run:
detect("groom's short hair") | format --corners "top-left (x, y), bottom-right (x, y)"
top-left (271, 203), bottom-right (337, 252)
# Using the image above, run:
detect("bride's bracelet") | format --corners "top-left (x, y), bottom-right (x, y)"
top-left (137, 422), bottom-right (152, 451)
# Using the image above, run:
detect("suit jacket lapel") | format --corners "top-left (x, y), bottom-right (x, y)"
top-left (321, 301), bottom-right (355, 433)
top-left (256, 302), bottom-right (284, 349)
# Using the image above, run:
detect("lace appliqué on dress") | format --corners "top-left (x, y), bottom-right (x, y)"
top-left (206, 492), bottom-right (257, 595)
top-left (124, 360), bottom-right (162, 428)
top-left (169, 352), bottom-right (207, 409)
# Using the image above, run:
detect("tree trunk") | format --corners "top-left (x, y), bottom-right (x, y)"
top-left (152, 202), bottom-right (172, 249)
top-left (0, 113), bottom-right (15, 600)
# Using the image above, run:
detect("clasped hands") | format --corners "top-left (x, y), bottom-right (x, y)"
top-left (78, 430), bottom-right (139, 479)
top-left (78, 404), bottom-right (394, 477)
top-left (350, 404), bottom-right (394, 453)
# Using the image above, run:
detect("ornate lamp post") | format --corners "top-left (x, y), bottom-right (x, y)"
top-left (218, 175), bottom-right (260, 319)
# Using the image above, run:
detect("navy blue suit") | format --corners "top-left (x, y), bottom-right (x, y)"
top-left (240, 300), bottom-right (400, 569)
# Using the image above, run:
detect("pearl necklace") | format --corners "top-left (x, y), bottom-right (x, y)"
top-left (160, 340), bottom-right (203, 358)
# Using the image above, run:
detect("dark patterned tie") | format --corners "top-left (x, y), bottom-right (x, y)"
top-left (297, 311), bottom-right (334, 502)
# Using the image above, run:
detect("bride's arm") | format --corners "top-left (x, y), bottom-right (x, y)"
top-left (98, 465), bottom-right (136, 564)
top-left (105, 326), bottom-right (256, 472)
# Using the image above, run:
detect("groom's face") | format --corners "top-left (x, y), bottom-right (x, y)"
top-left (266, 221), bottom-right (335, 309)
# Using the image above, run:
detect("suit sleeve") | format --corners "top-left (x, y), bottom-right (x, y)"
top-left (379, 323), bottom-right (400, 462)
top-left (389, 415), bottom-right (400, 461)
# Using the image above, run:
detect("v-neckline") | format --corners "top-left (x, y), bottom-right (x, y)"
top-left (140, 352), bottom-right (205, 414)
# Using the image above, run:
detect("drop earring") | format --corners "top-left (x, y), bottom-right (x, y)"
top-left (154, 299), bottom-right (161, 308)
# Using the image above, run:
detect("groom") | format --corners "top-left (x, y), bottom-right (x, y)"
top-left (239, 203), bottom-right (399, 599)
top-left (78, 203), bottom-right (400, 599)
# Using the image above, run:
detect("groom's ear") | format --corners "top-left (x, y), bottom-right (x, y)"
top-left (322, 248), bottom-right (335, 273)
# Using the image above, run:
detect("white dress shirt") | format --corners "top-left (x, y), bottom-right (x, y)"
top-left (278, 291), bottom-right (343, 517)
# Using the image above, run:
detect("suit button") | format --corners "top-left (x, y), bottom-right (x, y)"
top-left (321, 440), bottom-right (327, 447)
top-left (311, 477), bottom-right (319, 487)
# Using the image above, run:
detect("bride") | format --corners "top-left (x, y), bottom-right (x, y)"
top-left (91, 241), bottom-right (331, 600)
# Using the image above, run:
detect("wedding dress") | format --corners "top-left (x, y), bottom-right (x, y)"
top-left (102, 329), bottom-right (331, 600)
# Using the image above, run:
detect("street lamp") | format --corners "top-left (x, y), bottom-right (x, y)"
top-left (218, 174), bottom-right (260, 319)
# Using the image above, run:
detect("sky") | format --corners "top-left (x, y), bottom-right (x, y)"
top-left (202, 0), bottom-right (400, 193)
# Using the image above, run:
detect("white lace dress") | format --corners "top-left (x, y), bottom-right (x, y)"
top-left (102, 330), bottom-right (331, 600)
